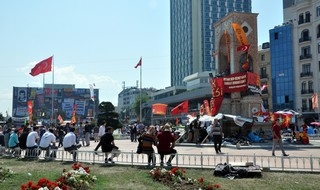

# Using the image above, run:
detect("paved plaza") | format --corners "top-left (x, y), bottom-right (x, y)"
top-left (80, 137), bottom-right (320, 158)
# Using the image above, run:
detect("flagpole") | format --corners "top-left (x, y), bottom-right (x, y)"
top-left (139, 57), bottom-right (142, 122)
top-left (43, 74), bottom-right (45, 89)
top-left (93, 84), bottom-right (95, 119)
top-left (51, 55), bottom-right (54, 124)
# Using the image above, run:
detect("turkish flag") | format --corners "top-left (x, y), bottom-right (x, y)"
top-left (30, 56), bottom-right (53, 76)
top-left (134, 57), bottom-right (142, 68)
top-left (237, 44), bottom-right (250, 52)
top-left (171, 100), bottom-right (189, 115)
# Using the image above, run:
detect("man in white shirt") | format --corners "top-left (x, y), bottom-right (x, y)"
top-left (63, 127), bottom-right (81, 162)
top-left (26, 126), bottom-right (40, 158)
top-left (39, 128), bottom-right (57, 159)
top-left (98, 122), bottom-right (106, 138)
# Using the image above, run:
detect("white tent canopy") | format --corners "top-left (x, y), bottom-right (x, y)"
top-left (186, 113), bottom-right (253, 127)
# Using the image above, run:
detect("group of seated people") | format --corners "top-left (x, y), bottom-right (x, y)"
top-left (0, 123), bottom-right (82, 162)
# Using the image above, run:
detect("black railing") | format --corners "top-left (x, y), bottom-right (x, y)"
top-left (299, 37), bottom-right (311, 43)
top-left (260, 74), bottom-right (268, 79)
top-left (300, 72), bottom-right (313, 77)
top-left (301, 89), bottom-right (314, 94)
top-left (300, 54), bottom-right (312, 60)
top-left (298, 18), bottom-right (311, 25)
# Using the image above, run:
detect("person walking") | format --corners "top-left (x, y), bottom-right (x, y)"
top-left (93, 124), bottom-right (99, 142)
top-left (271, 119), bottom-right (289, 156)
top-left (84, 121), bottom-right (91, 146)
top-left (130, 124), bottom-right (137, 142)
top-left (156, 123), bottom-right (177, 167)
top-left (138, 125), bottom-right (157, 166)
top-left (98, 121), bottom-right (106, 139)
top-left (190, 115), bottom-right (201, 143)
top-left (76, 122), bottom-right (85, 146)
top-left (212, 119), bottom-right (223, 154)
top-left (94, 127), bottom-right (120, 164)
top-left (57, 123), bottom-right (65, 148)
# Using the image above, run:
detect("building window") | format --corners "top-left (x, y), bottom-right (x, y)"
top-left (305, 11), bottom-right (311, 22)
top-left (318, 42), bottom-right (320, 53)
top-left (309, 98), bottom-right (313, 111)
top-left (301, 29), bottom-right (310, 41)
top-left (274, 32), bottom-right (278, 40)
top-left (301, 81), bottom-right (307, 92)
top-left (302, 99), bottom-right (307, 111)
top-left (308, 81), bottom-right (313, 92)
top-left (263, 99), bottom-right (269, 109)
top-left (285, 95), bottom-right (289, 103)
top-left (261, 54), bottom-right (265, 61)
top-left (301, 46), bottom-right (311, 56)
top-left (302, 64), bottom-right (311, 73)
top-left (298, 13), bottom-right (304, 24)
top-left (260, 67), bottom-right (267, 78)
top-left (317, 6), bottom-right (320, 17)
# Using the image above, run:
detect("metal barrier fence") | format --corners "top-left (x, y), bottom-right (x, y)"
top-left (1, 146), bottom-right (320, 172)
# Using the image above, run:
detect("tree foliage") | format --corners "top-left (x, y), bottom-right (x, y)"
top-left (132, 93), bottom-right (150, 121)
top-left (97, 101), bottom-right (122, 129)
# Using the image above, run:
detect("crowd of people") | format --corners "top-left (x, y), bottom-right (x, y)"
top-left (0, 121), bottom-right (98, 162)
top-left (4, 116), bottom-right (319, 166)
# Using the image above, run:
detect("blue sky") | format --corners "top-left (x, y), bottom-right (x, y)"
top-left (0, 0), bottom-right (283, 116)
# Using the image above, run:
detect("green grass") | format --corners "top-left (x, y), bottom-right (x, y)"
top-left (1, 158), bottom-right (319, 190)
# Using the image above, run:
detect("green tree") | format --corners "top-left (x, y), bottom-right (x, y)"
top-left (97, 101), bottom-right (122, 129)
top-left (132, 93), bottom-right (150, 121)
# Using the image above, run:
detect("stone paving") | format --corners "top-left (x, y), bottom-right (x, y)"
top-left (81, 137), bottom-right (320, 158)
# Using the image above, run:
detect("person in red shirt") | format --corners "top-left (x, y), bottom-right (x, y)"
top-left (271, 119), bottom-right (289, 156)
top-left (301, 121), bottom-right (308, 132)
top-left (157, 123), bottom-right (177, 167)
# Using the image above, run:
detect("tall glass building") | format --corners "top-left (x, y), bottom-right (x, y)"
top-left (170, 0), bottom-right (252, 86)
top-left (269, 24), bottom-right (295, 111)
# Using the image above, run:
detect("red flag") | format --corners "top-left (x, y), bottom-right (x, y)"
top-left (30, 56), bottom-right (53, 76)
top-left (27, 100), bottom-right (33, 114)
top-left (237, 44), bottom-right (250, 52)
top-left (312, 93), bottom-right (318, 110)
top-left (210, 97), bottom-right (224, 116)
top-left (134, 57), bottom-right (142, 68)
top-left (152, 103), bottom-right (167, 115)
top-left (71, 104), bottom-right (77, 124)
top-left (203, 99), bottom-right (211, 116)
top-left (170, 100), bottom-right (189, 115)
top-left (27, 100), bottom-right (33, 124)
top-left (57, 114), bottom-right (64, 124)
top-left (260, 84), bottom-right (268, 91)
top-left (281, 113), bottom-right (292, 128)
